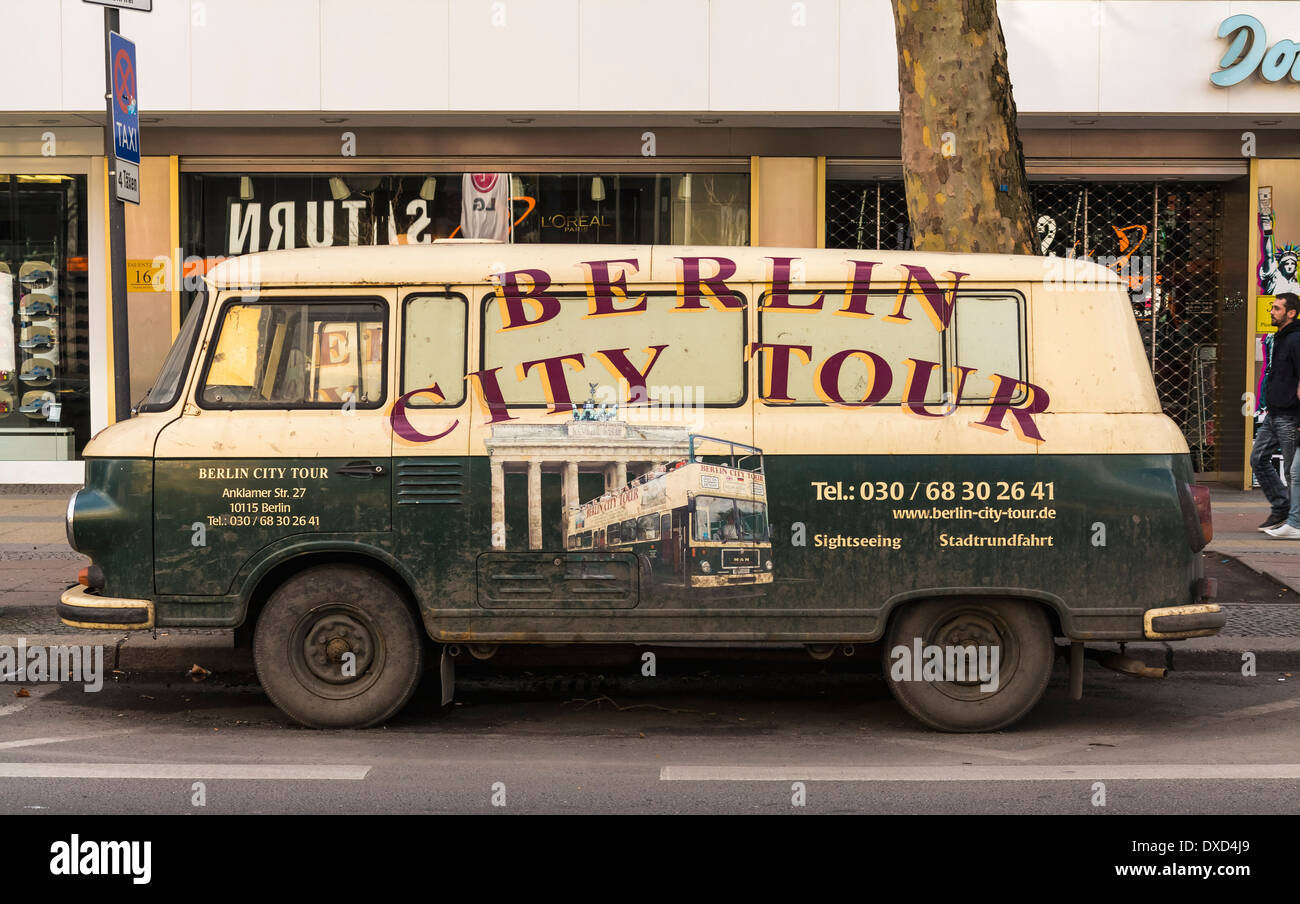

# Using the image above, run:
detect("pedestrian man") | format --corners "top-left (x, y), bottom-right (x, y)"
top-left (1256, 292), bottom-right (1300, 533)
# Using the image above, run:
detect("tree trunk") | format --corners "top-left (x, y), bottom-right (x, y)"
top-left (892, 0), bottom-right (1035, 255)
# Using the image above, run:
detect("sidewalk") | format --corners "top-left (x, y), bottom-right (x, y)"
top-left (1205, 484), bottom-right (1300, 593)
top-left (1, 485), bottom-right (1299, 674)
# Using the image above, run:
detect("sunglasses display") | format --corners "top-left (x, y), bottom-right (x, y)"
top-left (0, 173), bottom-right (89, 461)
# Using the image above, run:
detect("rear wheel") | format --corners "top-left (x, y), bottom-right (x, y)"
top-left (253, 564), bottom-right (423, 728)
top-left (883, 598), bottom-right (1054, 732)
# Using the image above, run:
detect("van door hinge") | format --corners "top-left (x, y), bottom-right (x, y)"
top-left (183, 402), bottom-right (201, 416)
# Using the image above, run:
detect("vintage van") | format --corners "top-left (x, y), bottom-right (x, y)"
top-left (60, 244), bottom-right (1224, 731)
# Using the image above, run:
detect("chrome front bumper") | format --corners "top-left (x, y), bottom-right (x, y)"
top-left (57, 585), bottom-right (154, 630)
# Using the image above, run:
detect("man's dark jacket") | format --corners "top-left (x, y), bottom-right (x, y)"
top-left (1267, 319), bottom-right (1300, 416)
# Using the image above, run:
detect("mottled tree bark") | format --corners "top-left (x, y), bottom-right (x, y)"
top-left (892, 0), bottom-right (1035, 254)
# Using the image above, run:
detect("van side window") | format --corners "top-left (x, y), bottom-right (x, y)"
top-left (482, 292), bottom-right (746, 407)
top-left (953, 294), bottom-right (1026, 402)
top-left (199, 299), bottom-right (386, 409)
top-left (402, 293), bottom-right (468, 406)
top-left (757, 289), bottom-right (943, 404)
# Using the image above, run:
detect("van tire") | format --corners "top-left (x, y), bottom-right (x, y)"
top-left (253, 564), bottom-right (423, 729)
top-left (883, 598), bottom-right (1054, 733)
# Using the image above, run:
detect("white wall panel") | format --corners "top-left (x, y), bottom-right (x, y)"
top-left (1003, 1), bottom-right (1100, 113)
top-left (710, 0), bottom-right (839, 111)
top-left (58, 0), bottom-right (192, 113)
top-left (580, 0), bottom-right (708, 110)
top-left (57, 1), bottom-right (104, 112)
top-left (838, 0), bottom-right (898, 112)
top-left (1098, 0), bottom-right (1230, 113)
top-left (0, 4), bottom-right (61, 111)
top-left (321, 0), bottom-right (449, 110)
top-left (448, 0), bottom-right (580, 110)
top-left (0, 1), bottom-right (1295, 117)
top-left (111, 0), bottom-right (192, 112)
top-left (191, 0), bottom-right (321, 110)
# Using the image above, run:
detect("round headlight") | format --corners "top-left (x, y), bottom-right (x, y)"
top-left (700, 560), bottom-right (712, 574)
top-left (765, 559), bottom-right (773, 570)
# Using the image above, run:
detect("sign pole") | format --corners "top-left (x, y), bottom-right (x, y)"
top-left (101, 7), bottom-right (131, 421)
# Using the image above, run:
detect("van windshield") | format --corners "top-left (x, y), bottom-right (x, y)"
top-left (137, 293), bottom-right (208, 413)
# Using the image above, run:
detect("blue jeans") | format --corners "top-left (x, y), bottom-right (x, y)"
top-left (1252, 412), bottom-right (1298, 519)
top-left (1286, 436), bottom-right (1300, 529)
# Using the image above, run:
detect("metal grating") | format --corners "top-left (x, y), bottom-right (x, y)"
top-left (826, 179), bottom-right (1225, 470)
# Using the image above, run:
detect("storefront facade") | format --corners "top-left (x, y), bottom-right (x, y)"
top-left (0, 0), bottom-right (1296, 486)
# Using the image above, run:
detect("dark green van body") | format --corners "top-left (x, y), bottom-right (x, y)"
top-left (73, 449), bottom-right (1203, 643)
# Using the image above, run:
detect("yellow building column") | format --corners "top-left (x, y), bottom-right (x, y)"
top-left (749, 157), bottom-right (825, 247)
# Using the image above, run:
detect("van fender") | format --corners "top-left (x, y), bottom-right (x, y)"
top-left (878, 587), bottom-right (1071, 641)
top-left (232, 536), bottom-right (423, 624)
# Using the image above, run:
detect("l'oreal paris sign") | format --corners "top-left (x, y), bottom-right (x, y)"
top-left (1212, 15), bottom-right (1300, 86)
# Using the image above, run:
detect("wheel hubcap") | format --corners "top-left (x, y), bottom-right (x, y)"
top-left (927, 607), bottom-right (1020, 701)
top-left (289, 604), bottom-right (385, 699)
top-left (303, 613), bottom-right (375, 684)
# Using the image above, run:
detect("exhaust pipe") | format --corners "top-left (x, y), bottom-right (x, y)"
top-left (1086, 647), bottom-right (1167, 679)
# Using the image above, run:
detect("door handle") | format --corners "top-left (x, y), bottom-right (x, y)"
top-left (336, 460), bottom-right (386, 478)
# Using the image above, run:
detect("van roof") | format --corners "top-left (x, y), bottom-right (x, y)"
top-left (204, 244), bottom-right (1124, 289)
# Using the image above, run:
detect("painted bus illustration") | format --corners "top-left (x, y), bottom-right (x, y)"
top-left (566, 435), bottom-right (772, 589)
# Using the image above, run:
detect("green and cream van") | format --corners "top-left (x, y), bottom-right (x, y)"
top-left (60, 243), bottom-right (1224, 731)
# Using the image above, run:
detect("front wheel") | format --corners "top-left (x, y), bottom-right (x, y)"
top-left (883, 598), bottom-right (1054, 732)
top-left (254, 564), bottom-right (423, 728)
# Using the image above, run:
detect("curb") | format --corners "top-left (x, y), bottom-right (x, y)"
top-left (1089, 638), bottom-right (1300, 674)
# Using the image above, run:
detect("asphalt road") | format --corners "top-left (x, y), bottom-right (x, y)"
top-left (0, 662), bottom-right (1296, 814)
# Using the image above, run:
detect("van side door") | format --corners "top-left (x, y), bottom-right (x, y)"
top-left (389, 288), bottom-right (474, 615)
top-left (153, 290), bottom-right (396, 596)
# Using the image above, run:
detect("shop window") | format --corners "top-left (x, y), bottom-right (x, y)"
top-left (198, 298), bottom-right (386, 409)
top-left (0, 174), bottom-right (89, 460)
top-left (180, 171), bottom-right (750, 314)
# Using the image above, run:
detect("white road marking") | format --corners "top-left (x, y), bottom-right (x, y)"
top-left (1207, 699), bottom-right (1300, 719)
top-left (0, 730), bottom-right (138, 750)
top-left (883, 734), bottom-right (1138, 763)
top-left (659, 764), bottom-right (1300, 782)
top-left (1181, 697), bottom-right (1300, 728)
top-left (0, 763), bottom-right (372, 780)
top-left (0, 685), bottom-right (59, 718)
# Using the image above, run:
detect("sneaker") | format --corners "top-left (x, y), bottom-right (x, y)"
top-left (18, 262), bottom-right (55, 289)
top-left (19, 366), bottom-right (52, 382)
top-left (1264, 523), bottom-right (1300, 539)
top-left (18, 335), bottom-right (53, 351)
top-left (21, 300), bottom-right (55, 318)
top-left (1259, 515), bottom-right (1288, 531)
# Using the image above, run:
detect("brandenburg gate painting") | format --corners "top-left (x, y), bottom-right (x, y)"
top-left (484, 393), bottom-right (690, 550)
